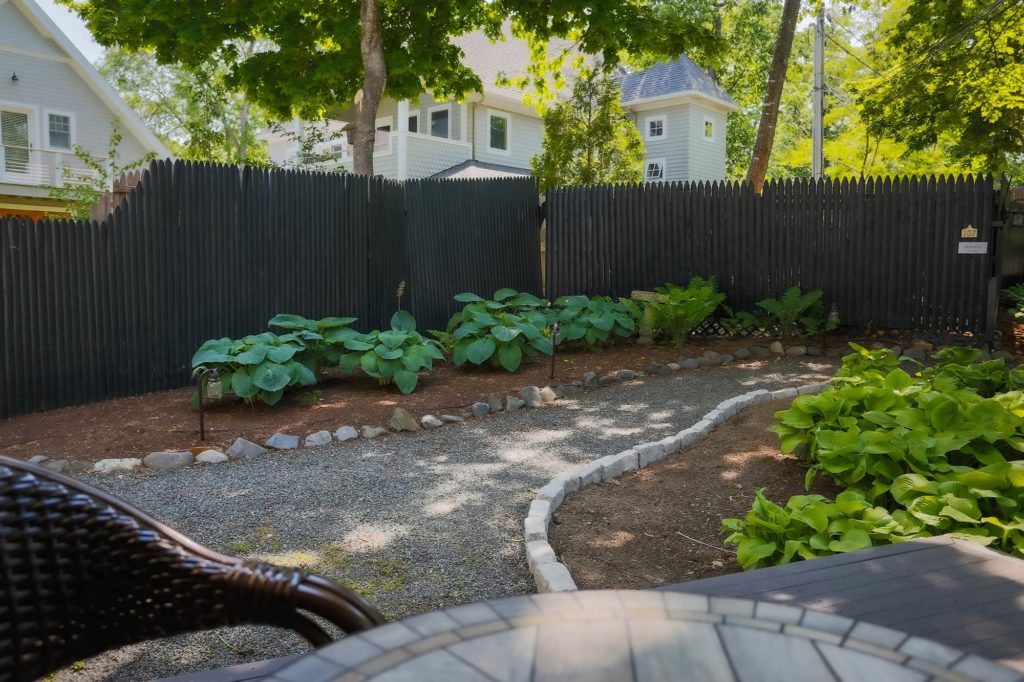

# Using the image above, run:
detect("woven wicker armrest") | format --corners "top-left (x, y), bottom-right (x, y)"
top-left (0, 456), bottom-right (385, 682)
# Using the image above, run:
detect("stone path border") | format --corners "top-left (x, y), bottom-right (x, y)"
top-left (523, 380), bottom-right (831, 593)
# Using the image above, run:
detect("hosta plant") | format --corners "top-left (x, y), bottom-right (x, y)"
top-left (649, 277), bottom-right (725, 346)
top-left (549, 295), bottom-right (636, 350)
top-left (191, 332), bottom-right (317, 406)
top-left (446, 289), bottom-right (553, 372)
top-left (756, 286), bottom-right (836, 338)
top-left (723, 489), bottom-right (924, 570)
top-left (268, 313), bottom-right (359, 372)
top-left (337, 311), bottom-right (443, 394)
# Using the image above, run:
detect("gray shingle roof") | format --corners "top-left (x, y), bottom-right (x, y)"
top-left (620, 56), bottom-right (737, 107)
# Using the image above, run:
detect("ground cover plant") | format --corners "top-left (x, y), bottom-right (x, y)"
top-left (191, 332), bottom-right (318, 406)
top-left (445, 289), bottom-right (553, 372)
top-left (724, 343), bottom-right (1024, 569)
top-left (337, 311), bottom-right (444, 394)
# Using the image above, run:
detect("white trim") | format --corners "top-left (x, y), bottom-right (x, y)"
top-left (374, 115), bottom-right (393, 131)
top-left (12, 0), bottom-right (171, 157)
top-left (427, 103), bottom-right (451, 139)
top-left (395, 101), bottom-right (409, 181)
top-left (485, 108), bottom-right (511, 155)
top-left (644, 158), bottom-right (666, 182)
top-left (404, 131), bottom-right (471, 149)
top-left (702, 116), bottom-right (716, 143)
top-left (460, 102), bottom-right (468, 142)
top-left (623, 90), bottom-right (739, 113)
top-left (42, 108), bottom-right (75, 151)
top-left (0, 100), bottom-right (40, 182)
top-left (644, 114), bottom-right (667, 141)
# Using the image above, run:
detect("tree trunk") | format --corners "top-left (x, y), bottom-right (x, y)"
top-left (746, 0), bottom-right (801, 193)
top-left (353, 0), bottom-right (387, 176)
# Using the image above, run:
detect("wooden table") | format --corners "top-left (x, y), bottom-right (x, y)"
top-left (266, 590), bottom-right (1020, 682)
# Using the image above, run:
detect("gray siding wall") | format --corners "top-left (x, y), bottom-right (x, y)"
top-left (405, 93), bottom-right (461, 141)
top-left (636, 106), bottom-right (691, 182)
top-left (686, 103), bottom-right (727, 181)
top-left (471, 105), bottom-right (541, 170)
top-left (405, 135), bottom-right (471, 178)
top-left (0, 1), bottom-right (64, 57)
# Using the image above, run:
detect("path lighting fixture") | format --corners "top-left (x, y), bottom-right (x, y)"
top-left (828, 303), bottom-right (840, 327)
top-left (549, 322), bottom-right (560, 380)
top-left (10, 73), bottom-right (17, 83)
top-left (196, 367), bottom-right (221, 441)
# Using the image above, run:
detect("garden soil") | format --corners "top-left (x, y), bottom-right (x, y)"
top-left (547, 398), bottom-right (841, 589)
top-left (0, 338), bottom-right (766, 462)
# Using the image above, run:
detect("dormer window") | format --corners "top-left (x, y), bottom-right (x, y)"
top-left (645, 115), bottom-right (666, 141)
top-left (703, 118), bottom-right (715, 142)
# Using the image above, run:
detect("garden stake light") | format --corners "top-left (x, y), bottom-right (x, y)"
top-left (196, 368), bottom-right (221, 441)
top-left (549, 322), bottom-right (559, 380)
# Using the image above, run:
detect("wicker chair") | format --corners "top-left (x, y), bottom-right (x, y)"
top-left (0, 455), bottom-right (385, 681)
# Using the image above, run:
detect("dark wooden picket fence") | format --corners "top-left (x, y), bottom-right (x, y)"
top-left (547, 175), bottom-right (1004, 336)
top-left (0, 160), bottom-right (541, 418)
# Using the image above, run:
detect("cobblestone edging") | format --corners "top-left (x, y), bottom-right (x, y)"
top-left (523, 380), bottom-right (832, 594)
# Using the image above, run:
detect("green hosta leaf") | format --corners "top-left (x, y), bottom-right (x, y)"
top-left (266, 345), bottom-right (298, 363)
top-left (374, 344), bottom-right (404, 360)
top-left (260, 388), bottom-right (284, 406)
top-left (453, 323), bottom-right (481, 340)
top-left (338, 353), bottom-right (361, 373)
top-left (588, 315), bottom-right (615, 332)
top-left (231, 367), bottom-right (256, 398)
top-left (531, 336), bottom-right (554, 355)
top-left (453, 339), bottom-right (472, 367)
top-left (324, 326), bottom-right (360, 343)
top-left (890, 474), bottom-right (934, 505)
top-left (828, 529), bottom-right (873, 553)
top-left (391, 310), bottom-right (417, 332)
top-left (360, 352), bottom-right (380, 377)
top-left (378, 330), bottom-right (409, 349)
top-left (736, 538), bottom-right (778, 570)
top-left (779, 408), bottom-right (815, 429)
top-left (454, 292), bottom-right (484, 303)
top-left (344, 338), bottom-right (374, 351)
top-left (491, 325), bottom-right (521, 342)
top-left (252, 361), bottom-right (291, 392)
top-left (319, 316), bottom-right (357, 328)
top-left (234, 346), bottom-right (268, 365)
top-left (191, 348), bottom-right (234, 366)
top-left (285, 360), bottom-right (316, 386)
top-left (268, 313), bottom-right (314, 330)
top-left (393, 368), bottom-right (418, 394)
top-left (498, 342), bottom-right (523, 372)
top-left (466, 337), bottom-right (496, 365)
top-left (493, 288), bottom-right (518, 301)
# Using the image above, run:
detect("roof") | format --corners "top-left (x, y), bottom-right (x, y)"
top-left (452, 28), bottom-right (578, 101)
top-left (619, 55), bottom-right (738, 109)
top-left (14, 0), bottom-right (171, 158)
top-left (432, 160), bottom-right (531, 179)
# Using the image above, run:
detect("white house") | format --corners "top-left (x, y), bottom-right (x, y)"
top-left (0, 0), bottom-right (168, 218)
top-left (260, 30), bottom-right (737, 183)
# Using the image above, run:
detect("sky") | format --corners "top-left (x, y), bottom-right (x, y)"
top-left (37, 0), bottom-right (102, 63)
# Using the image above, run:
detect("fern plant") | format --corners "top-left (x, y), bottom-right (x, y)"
top-left (756, 286), bottom-right (835, 338)
top-left (718, 305), bottom-right (764, 335)
top-left (650, 277), bottom-right (726, 346)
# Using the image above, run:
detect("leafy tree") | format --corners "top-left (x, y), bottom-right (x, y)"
top-left (63, 0), bottom-right (721, 176)
top-left (531, 70), bottom-right (644, 191)
top-left (96, 45), bottom-right (268, 164)
top-left (859, 0), bottom-right (1024, 175)
top-left (45, 119), bottom-right (154, 219)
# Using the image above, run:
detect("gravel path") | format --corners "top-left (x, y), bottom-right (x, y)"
top-left (58, 359), bottom-right (835, 681)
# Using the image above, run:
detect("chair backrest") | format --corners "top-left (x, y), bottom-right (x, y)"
top-left (0, 456), bottom-right (384, 681)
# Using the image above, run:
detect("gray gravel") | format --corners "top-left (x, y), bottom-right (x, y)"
top-left (58, 359), bottom-right (834, 681)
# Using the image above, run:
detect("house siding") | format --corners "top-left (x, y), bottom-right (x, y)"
top-left (637, 106), bottom-right (691, 182)
top-left (0, 1), bottom-right (64, 57)
top-left (686, 104), bottom-right (727, 181)
top-left (405, 135), bottom-right (471, 178)
top-left (472, 105), bottom-right (540, 170)
top-left (406, 93), bottom-right (461, 141)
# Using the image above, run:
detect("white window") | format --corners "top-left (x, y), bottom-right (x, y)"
top-left (644, 158), bottom-right (666, 181)
top-left (1, 107), bottom-right (33, 175)
top-left (46, 112), bottom-right (73, 149)
top-left (645, 115), bottom-right (666, 141)
top-left (487, 109), bottom-right (510, 153)
top-left (429, 105), bottom-right (450, 139)
top-left (407, 112), bottom-right (419, 134)
top-left (703, 117), bottom-right (715, 142)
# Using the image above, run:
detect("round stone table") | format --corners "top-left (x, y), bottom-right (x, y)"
top-left (267, 590), bottom-right (1019, 682)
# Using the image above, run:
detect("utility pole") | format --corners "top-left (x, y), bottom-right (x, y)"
top-left (812, 3), bottom-right (825, 179)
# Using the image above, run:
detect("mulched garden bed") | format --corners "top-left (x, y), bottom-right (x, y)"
top-left (547, 397), bottom-right (841, 590)
top-left (0, 338), bottom-right (764, 463)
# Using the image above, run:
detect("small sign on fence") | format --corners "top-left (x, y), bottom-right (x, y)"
top-left (958, 241), bottom-right (988, 255)
top-left (961, 224), bottom-right (979, 239)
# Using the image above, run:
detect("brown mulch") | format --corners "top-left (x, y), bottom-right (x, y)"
top-left (0, 339), bottom-right (760, 463)
top-left (547, 398), bottom-right (841, 590)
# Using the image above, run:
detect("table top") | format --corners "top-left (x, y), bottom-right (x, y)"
top-left (267, 590), bottom-right (1020, 682)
